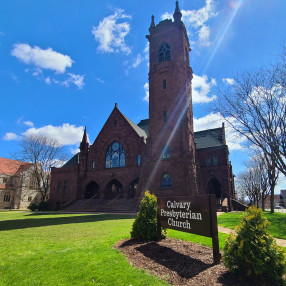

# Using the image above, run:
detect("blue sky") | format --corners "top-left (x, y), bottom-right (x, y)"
top-left (0, 0), bottom-right (285, 192)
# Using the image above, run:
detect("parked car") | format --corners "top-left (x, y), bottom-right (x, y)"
top-left (274, 205), bottom-right (284, 209)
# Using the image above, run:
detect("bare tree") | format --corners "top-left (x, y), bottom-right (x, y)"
top-left (215, 47), bottom-right (286, 176)
top-left (15, 135), bottom-right (67, 202)
top-left (237, 167), bottom-right (262, 208)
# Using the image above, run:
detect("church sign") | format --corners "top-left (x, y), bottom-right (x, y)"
top-left (157, 194), bottom-right (221, 263)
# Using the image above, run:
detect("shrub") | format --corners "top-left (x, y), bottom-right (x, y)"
top-left (28, 203), bottom-right (38, 211)
top-left (131, 190), bottom-right (166, 241)
top-left (38, 201), bottom-right (48, 211)
top-left (223, 207), bottom-right (285, 284)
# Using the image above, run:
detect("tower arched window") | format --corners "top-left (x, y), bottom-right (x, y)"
top-left (105, 141), bottom-right (125, 168)
top-left (213, 154), bottom-right (218, 166)
top-left (158, 42), bottom-right (171, 63)
top-left (206, 155), bottom-right (211, 166)
top-left (161, 173), bottom-right (172, 187)
top-left (163, 79), bottom-right (166, 89)
top-left (162, 145), bottom-right (171, 160)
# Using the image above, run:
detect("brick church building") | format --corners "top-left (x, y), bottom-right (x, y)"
top-left (49, 2), bottom-right (235, 212)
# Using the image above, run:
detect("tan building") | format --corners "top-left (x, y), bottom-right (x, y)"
top-left (0, 158), bottom-right (41, 209)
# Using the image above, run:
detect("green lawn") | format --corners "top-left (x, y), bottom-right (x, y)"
top-left (0, 212), bottom-right (168, 286)
top-left (0, 212), bottom-right (230, 286)
top-left (217, 211), bottom-right (286, 239)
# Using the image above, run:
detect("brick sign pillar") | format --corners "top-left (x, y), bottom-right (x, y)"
top-left (157, 194), bottom-right (221, 264)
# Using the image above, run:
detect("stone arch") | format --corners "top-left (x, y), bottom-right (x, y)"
top-left (207, 178), bottom-right (222, 199)
top-left (85, 181), bottom-right (99, 199)
top-left (104, 179), bottom-right (123, 199)
top-left (128, 178), bottom-right (139, 199)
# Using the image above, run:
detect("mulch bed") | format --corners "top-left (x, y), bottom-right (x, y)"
top-left (115, 238), bottom-right (244, 286)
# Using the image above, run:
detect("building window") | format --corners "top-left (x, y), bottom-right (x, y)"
top-left (206, 155), bottom-right (211, 166)
top-left (163, 79), bottom-right (166, 89)
top-left (114, 118), bottom-right (117, 127)
top-left (161, 173), bottom-right (172, 187)
top-left (57, 181), bottom-right (61, 193)
top-left (3, 193), bottom-right (10, 202)
top-left (158, 42), bottom-right (171, 63)
top-left (92, 160), bottom-right (95, 171)
top-left (137, 155), bottom-right (141, 166)
top-left (105, 141), bottom-right (125, 168)
top-left (213, 154), bottom-right (218, 166)
top-left (163, 111), bottom-right (167, 122)
top-left (162, 145), bottom-right (171, 160)
top-left (28, 196), bottom-right (32, 202)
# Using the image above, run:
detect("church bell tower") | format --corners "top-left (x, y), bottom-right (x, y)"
top-left (141, 1), bottom-right (198, 197)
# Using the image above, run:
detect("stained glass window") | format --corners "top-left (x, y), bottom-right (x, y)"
top-left (158, 42), bottom-right (171, 63)
top-left (161, 173), bottom-right (172, 187)
top-left (105, 141), bottom-right (125, 168)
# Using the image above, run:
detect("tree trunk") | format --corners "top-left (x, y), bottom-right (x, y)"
top-left (270, 188), bottom-right (274, 213)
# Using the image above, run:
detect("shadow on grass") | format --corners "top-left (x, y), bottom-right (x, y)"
top-left (0, 213), bottom-right (135, 231)
top-left (135, 242), bottom-right (213, 279)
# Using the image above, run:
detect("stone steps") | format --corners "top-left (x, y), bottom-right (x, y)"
top-left (62, 198), bottom-right (139, 213)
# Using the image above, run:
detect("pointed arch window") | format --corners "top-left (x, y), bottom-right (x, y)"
top-left (158, 42), bottom-right (171, 63)
top-left (105, 141), bottom-right (125, 168)
top-left (213, 154), bottom-right (218, 166)
top-left (161, 173), bottom-right (172, 187)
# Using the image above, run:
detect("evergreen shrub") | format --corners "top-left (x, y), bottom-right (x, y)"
top-left (28, 203), bottom-right (38, 211)
top-left (131, 190), bottom-right (166, 241)
top-left (223, 207), bottom-right (285, 284)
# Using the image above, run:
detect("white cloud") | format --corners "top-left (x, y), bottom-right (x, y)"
top-left (161, 0), bottom-right (217, 47)
top-left (194, 112), bottom-right (246, 151)
top-left (92, 9), bottom-right (131, 54)
top-left (11, 43), bottom-right (74, 73)
top-left (45, 77), bottom-right (51, 84)
top-left (222, 78), bottom-right (235, 85)
top-left (181, 0), bottom-right (217, 28)
top-left (23, 121), bottom-right (34, 127)
top-left (132, 54), bottom-right (142, 68)
top-left (192, 74), bottom-right (217, 103)
top-left (143, 82), bottom-right (149, 102)
top-left (62, 73), bottom-right (85, 89)
top-left (96, 78), bottom-right (105, 84)
top-left (198, 25), bottom-right (211, 47)
top-left (3, 132), bottom-right (21, 141)
top-left (23, 124), bottom-right (85, 145)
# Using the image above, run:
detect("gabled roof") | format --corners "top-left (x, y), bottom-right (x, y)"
top-left (0, 157), bottom-right (31, 176)
top-left (122, 114), bottom-right (148, 141)
top-left (63, 153), bottom-right (79, 167)
top-left (135, 119), bottom-right (226, 150)
top-left (194, 128), bottom-right (225, 149)
top-left (137, 119), bottom-right (149, 137)
top-left (281, 190), bottom-right (286, 199)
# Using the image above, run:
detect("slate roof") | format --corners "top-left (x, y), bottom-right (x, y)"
top-left (136, 119), bottom-right (226, 149)
top-left (281, 190), bottom-right (286, 199)
top-left (63, 153), bottom-right (79, 167)
top-left (137, 119), bottom-right (149, 136)
top-left (194, 128), bottom-right (225, 149)
top-left (123, 114), bottom-right (148, 141)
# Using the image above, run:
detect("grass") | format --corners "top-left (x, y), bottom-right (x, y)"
top-left (217, 211), bottom-right (286, 239)
top-left (0, 212), bottom-right (168, 286)
top-left (1, 210), bottom-right (283, 285)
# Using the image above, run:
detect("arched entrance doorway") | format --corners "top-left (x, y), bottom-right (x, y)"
top-left (104, 179), bottom-right (123, 199)
top-left (128, 178), bottom-right (139, 199)
top-left (85, 181), bottom-right (99, 199)
top-left (207, 178), bottom-right (222, 199)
